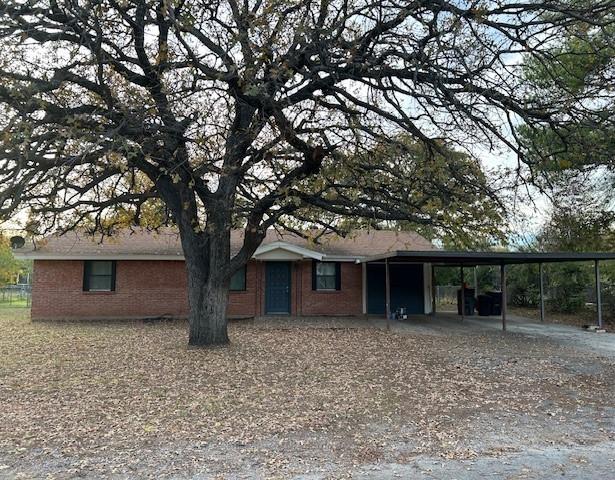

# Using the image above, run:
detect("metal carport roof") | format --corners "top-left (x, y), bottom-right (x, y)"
top-left (359, 250), bottom-right (615, 266)
top-left (359, 250), bottom-right (615, 332)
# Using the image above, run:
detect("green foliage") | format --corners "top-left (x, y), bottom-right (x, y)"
top-left (519, 22), bottom-right (615, 172)
top-left (538, 204), bottom-right (615, 252)
top-left (300, 135), bottom-right (506, 249)
top-left (537, 201), bottom-right (615, 314)
top-left (546, 262), bottom-right (591, 313)
top-left (507, 264), bottom-right (540, 308)
top-left (508, 196), bottom-right (615, 314)
top-left (0, 235), bottom-right (20, 286)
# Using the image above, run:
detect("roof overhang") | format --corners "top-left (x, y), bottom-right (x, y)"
top-left (13, 253), bottom-right (186, 261)
top-left (359, 250), bottom-right (615, 266)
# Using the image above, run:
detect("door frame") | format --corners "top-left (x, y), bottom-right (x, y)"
top-left (264, 261), bottom-right (292, 315)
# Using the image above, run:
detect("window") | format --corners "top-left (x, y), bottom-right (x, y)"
top-left (230, 266), bottom-right (247, 291)
top-left (83, 261), bottom-right (116, 292)
top-left (312, 261), bottom-right (341, 291)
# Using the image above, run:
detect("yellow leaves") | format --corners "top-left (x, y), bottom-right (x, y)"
top-left (155, 41), bottom-right (169, 66)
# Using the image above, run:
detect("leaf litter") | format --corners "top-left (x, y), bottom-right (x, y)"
top-left (0, 309), bottom-right (613, 478)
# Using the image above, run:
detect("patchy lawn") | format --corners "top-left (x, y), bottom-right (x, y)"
top-left (1, 309), bottom-right (614, 479)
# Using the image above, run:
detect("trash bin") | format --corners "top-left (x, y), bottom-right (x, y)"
top-left (457, 288), bottom-right (476, 315)
top-left (477, 294), bottom-right (493, 316)
top-left (486, 291), bottom-right (502, 316)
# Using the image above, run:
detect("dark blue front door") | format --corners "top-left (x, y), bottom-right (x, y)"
top-left (266, 262), bottom-right (291, 314)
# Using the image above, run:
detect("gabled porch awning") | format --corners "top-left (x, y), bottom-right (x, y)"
top-left (252, 241), bottom-right (325, 261)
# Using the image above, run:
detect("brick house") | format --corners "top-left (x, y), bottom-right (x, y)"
top-left (15, 229), bottom-right (437, 321)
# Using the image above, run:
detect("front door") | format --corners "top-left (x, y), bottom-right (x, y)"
top-left (265, 262), bottom-right (291, 314)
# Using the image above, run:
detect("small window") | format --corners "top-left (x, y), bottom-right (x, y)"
top-left (313, 261), bottom-right (341, 291)
top-left (83, 261), bottom-right (116, 292)
top-left (230, 266), bottom-right (247, 291)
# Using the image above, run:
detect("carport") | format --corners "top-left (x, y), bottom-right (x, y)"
top-left (361, 251), bottom-right (615, 331)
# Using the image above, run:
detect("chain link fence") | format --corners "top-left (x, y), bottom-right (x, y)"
top-left (0, 285), bottom-right (32, 307)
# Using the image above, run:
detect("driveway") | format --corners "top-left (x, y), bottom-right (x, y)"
top-left (389, 312), bottom-right (615, 358)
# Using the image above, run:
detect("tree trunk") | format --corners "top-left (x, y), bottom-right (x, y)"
top-left (182, 227), bottom-right (232, 347)
top-left (187, 270), bottom-right (230, 346)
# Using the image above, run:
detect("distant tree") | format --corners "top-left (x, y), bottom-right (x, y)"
top-left (0, 1), bottom-right (612, 345)
top-left (519, 15), bottom-right (615, 176)
top-left (337, 135), bottom-right (507, 247)
top-left (507, 193), bottom-right (615, 313)
top-left (0, 235), bottom-right (20, 286)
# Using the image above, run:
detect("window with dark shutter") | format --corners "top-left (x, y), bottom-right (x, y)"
top-left (83, 261), bottom-right (116, 292)
top-left (230, 266), bottom-right (247, 291)
top-left (313, 261), bottom-right (341, 291)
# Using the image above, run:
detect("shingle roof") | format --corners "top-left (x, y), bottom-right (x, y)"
top-left (14, 228), bottom-right (435, 260)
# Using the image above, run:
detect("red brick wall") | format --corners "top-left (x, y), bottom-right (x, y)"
top-left (228, 262), bottom-right (258, 318)
top-left (31, 260), bottom-right (259, 321)
top-left (30, 259), bottom-right (364, 320)
top-left (298, 261), bottom-right (364, 316)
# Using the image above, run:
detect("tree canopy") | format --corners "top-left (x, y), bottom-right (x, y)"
top-left (519, 13), bottom-right (615, 176)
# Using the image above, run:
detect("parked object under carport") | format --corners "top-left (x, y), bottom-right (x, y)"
top-left (457, 288), bottom-right (475, 315)
top-left (476, 291), bottom-right (502, 316)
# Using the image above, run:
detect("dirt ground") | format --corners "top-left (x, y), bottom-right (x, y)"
top-left (0, 308), bottom-right (614, 479)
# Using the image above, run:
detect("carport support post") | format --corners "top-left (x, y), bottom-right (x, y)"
top-left (595, 260), bottom-right (603, 329)
top-left (500, 264), bottom-right (507, 331)
top-left (385, 258), bottom-right (391, 329)
top-left (539, 263), bottom-right (545, 323)
top-left (431, 264), bottom-right (436, 315)
top-left (460, 266), bottom-right (465, 321)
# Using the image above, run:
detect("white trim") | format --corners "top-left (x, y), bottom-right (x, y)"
top-left (362, 263), bottom-right (367, 314)
top-left (253, 241), bottom-right (324, 261)
top-left (325, 256), bottom-right (361, 262)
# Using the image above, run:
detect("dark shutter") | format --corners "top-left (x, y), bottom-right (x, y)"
top-left (110, 261), bottom-right (117, 291)
top-left (82, 261), bottom-right (91, 291)
top-left (312, 260), bottom-right (317, 290)
top-left (335, 262), bottom-right (341, 290)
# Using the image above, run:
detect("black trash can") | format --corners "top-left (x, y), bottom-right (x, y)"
top-left (457, 288), bottom-right (476, 315)
top-left (477, 294), bottom-right (493, 316)
top-left (486, 291), bottom-right (502, 316)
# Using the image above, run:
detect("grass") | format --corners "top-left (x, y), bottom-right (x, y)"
top-left (0, 298), bottom-right (30, 308)
top-left (1, 308), bottom-right (614, 478)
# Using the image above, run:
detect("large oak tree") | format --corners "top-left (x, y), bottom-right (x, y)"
top-left (0, 0), bottom-right (612, 345)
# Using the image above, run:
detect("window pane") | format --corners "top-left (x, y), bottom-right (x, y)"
top-left (88, 275), bottom-right (112, 291)
top-left (316, 275), bottom-right (336, 290)
top-left (316, 263), bottom-right (335, 275)
top-left (90, 261), bottom-right (113, 275)
top-left (230, 267), bottom-right (246, 291)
